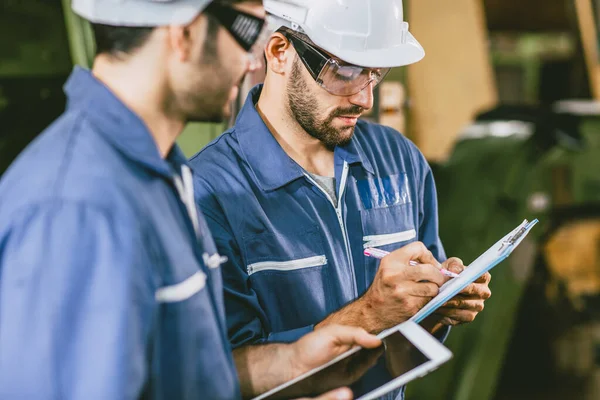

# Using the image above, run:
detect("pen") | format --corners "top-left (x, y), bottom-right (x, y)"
top-left (364, 247), bottom-right (460, 278)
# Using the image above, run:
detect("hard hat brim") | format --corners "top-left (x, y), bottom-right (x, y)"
top-left (313, 32), bottom-right (425, 69)
top-left (72, 0), bottom-right (208, 27)
top-left (332, 43), bottom-right (425, 69)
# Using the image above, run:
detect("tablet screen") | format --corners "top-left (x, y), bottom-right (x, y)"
top-left (352, 329), bottom-right (430, 399)
top-left (256, 329), bottom-right (431, 400)
top-left (381, 329), bottom-right (430, 378)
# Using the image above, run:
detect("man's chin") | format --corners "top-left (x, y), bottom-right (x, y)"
top-left (336, 126), bottom-right (355, 143)
top-left (321, 133), bottom-right (354, 151)
top-left (332, 129), bottom-right (355, 149)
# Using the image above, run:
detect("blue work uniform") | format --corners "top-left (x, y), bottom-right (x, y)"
top-left (190, 85), bottom-right (448, 399)
top-left (0, 67), bottom-right (239, 400)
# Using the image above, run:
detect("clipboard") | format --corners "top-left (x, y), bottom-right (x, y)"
top-left (407, 218), bottom-right (539, 325)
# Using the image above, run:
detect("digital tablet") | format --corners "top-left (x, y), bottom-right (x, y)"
top-left (252, 320), bottom-right (452, 400)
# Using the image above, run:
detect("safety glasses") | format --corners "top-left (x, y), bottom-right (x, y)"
top-left (204, 2), bottom-right (269, 69)
top-left (281, 29), bottom-right (391, 96)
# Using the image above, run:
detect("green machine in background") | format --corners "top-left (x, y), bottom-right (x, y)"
top-left (407, 104), bottom-right (600, 400)
top-left (553, 101), bottom-right (600, 204)
top-left (0, 1), bottom-right (71, 174)
top-left (406, 109), bottom-right (565, 400)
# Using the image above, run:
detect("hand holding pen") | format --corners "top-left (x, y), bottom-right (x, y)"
top-left (364, 247), bottom-right (460, 278)
top-left (315, 241), bottom-right (451, 333)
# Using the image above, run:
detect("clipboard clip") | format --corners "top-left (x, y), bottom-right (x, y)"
top-left (498, 219), bottom-right (533, 252)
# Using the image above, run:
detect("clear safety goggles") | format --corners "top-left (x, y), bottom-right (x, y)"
top-left (281, 29), bottom-right (391, 96)
top-left (204, 2), bottom-right (269, 69)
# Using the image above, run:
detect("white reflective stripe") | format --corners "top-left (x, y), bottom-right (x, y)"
top-left (247, 255), bottom-right (327, 275)
top-left (363, 229), bottom-right (417, 248)
top-left (181, 165), bottom-right (200, 238)
top-left (173, 166), bottom-right (201, 239)
top-left (173, 174), bottom-right (186, 201)
top-left (155, 271), bottom-right (206, 303)
top-left (337, 162), bottom-right (349, 209)
top-left (336, 163), bottom-right (355, 283)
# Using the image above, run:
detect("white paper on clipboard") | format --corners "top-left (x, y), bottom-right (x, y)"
top-left (408, 218), bottom-right (539, 324)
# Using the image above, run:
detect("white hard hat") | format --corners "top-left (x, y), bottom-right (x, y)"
top-left (72, 0), bottom-right (211, 27)
top-left (264, 0), bottom-right (424, 68)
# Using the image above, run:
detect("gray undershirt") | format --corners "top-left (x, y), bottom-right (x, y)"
top-left (308, 172), bottom-right (337, 205)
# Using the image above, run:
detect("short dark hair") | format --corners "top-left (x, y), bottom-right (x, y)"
top-left (202, 13), bottom-right (220, 63)
top-left (92, 0), bottom-right (260, 59)
top-left (92, 24), bottom-right (154, 59)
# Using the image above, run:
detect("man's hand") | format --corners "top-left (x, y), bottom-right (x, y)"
top-left (235, 324), bottom-right (381, 399)
top-left (288, 325), bottom-right (382, 396)
top-left (317, 242), bottom-right (448, 334)
top-left (290, 324), bottom-right (381, 376)
top-left (434, 257), bottom-right (492, 326)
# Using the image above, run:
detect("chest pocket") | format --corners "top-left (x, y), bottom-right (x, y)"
top-left (242, 227), bottom-right (331, 332)
top-left (358, 173), bottom-right (417, 284)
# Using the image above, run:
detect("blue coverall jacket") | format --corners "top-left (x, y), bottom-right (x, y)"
top-left (0, 67), bottom-right (239, 400)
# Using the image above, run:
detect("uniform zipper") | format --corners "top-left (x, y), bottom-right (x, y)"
top-left (304, 162), bottom-right (358, 296)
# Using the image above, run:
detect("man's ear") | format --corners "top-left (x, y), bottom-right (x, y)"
top-left (265, 32), bottom-right (293, 75)
top-left (167, 14), bottom-right (207, 62)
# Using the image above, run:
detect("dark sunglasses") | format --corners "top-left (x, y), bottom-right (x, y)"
top-left (204, 2), bottom-right (266, 52)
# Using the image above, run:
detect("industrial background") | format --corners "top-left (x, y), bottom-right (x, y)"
top-left (1, 1), bottom-right (600, 399)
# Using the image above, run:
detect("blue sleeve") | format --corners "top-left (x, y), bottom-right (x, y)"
top-left (0, 202), bottom-right (155, 400)
top-left (418, 162), bottom-right (447, 263)
top-left (194, 178), bottom-right (313, 348)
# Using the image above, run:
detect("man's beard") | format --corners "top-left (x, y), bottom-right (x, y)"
top-left (179, 55), bottom-right (240, 124)
top-left (287, 58), bottom-right (363, 151)
top-left (183, 77), bottom-right (233, 124)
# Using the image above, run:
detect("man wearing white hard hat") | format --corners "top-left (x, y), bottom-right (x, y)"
top-left (190, 0), bottom-right (493, 398)
top-left (0, 1), bottom-right (385, 399)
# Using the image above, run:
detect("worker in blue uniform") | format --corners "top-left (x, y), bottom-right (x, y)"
top-left (189, 0), bottom-right (493, 399)
top-left (0, 1), bottom-right (384, 399)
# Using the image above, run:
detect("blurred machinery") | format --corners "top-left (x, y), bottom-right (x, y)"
top-left (408, 102), bottom-right (600, 400)
top-left (0, 1), bottom-right (72, 174)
